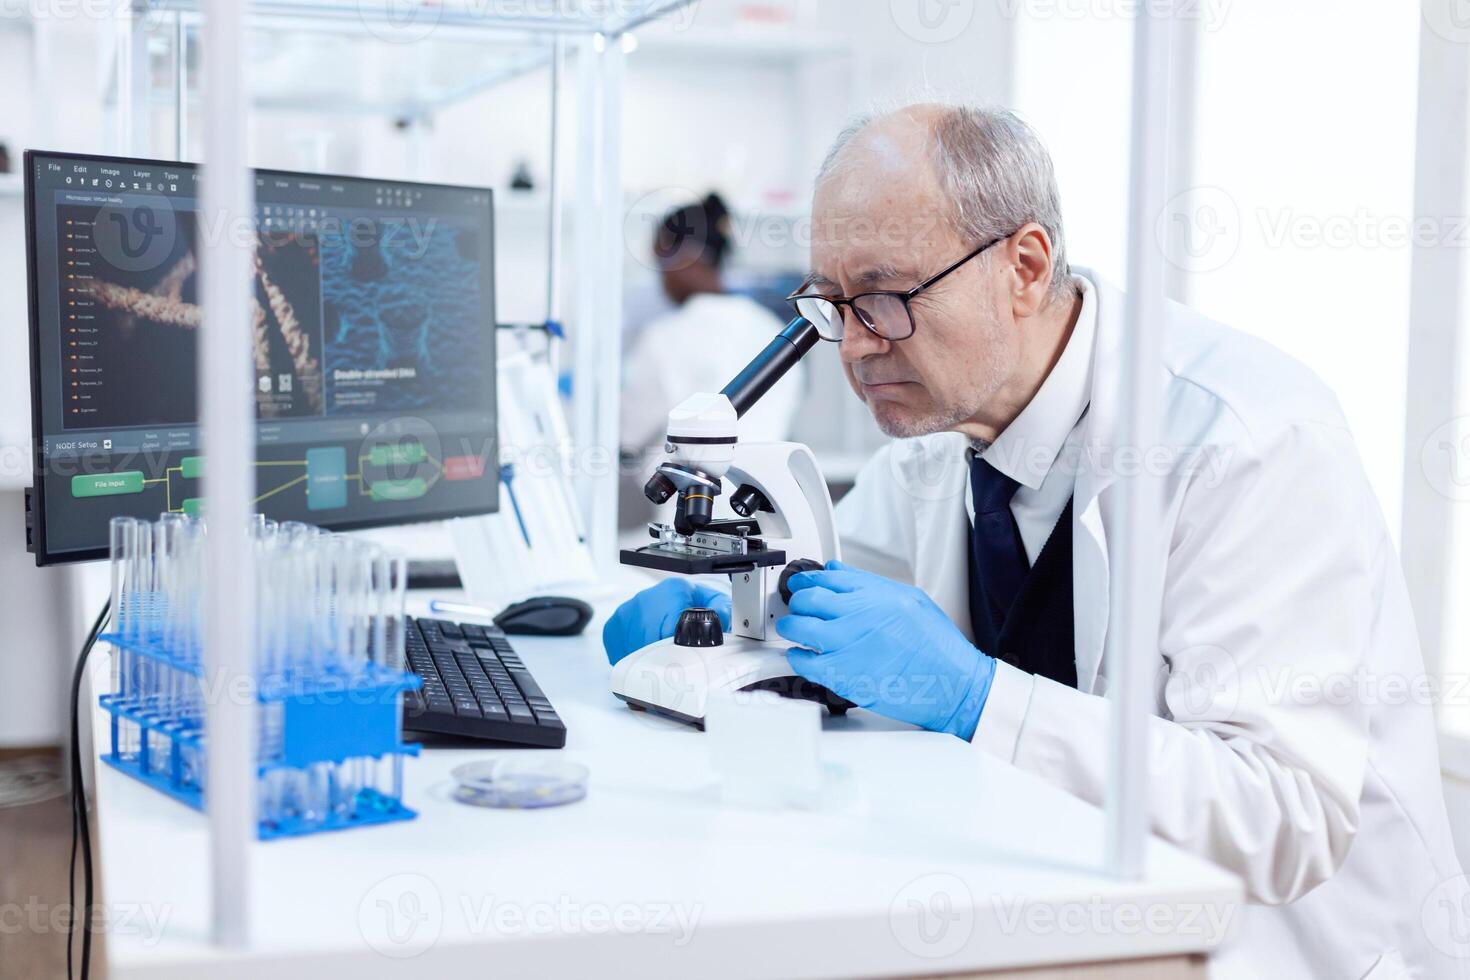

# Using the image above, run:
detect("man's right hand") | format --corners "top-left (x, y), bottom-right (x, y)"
top-left (602, 578), bottom-right (732, 665)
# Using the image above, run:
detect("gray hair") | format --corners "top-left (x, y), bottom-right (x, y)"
top-left (817, 104), bottom-right (1071, 299)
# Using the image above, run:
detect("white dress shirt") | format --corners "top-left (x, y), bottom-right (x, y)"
top-left (965, 274), bottom-right (1097, 563)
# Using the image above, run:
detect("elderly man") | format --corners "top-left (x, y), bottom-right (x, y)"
top-left (605, 104), bottom-right (1465, 979)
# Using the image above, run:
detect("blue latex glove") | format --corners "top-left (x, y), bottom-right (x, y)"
top-left (777, 560), bottom-right (996, 739)
top-left (602, 578), bottom-right (732, 666)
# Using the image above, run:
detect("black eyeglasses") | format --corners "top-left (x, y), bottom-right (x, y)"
top-left (785, 230), bottom-right (1016, 342)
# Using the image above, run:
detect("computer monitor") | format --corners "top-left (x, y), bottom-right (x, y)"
top-left (24, 151), bottom-right (500, 564)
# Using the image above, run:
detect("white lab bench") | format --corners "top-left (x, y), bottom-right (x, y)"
top-left (87, 590), bottom-right (1242, 979)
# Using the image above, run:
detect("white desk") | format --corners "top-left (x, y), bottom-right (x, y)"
top-left (89, 593), bottom-right (1242, 979)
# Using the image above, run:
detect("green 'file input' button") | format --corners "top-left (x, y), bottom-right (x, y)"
top-left (369, 477), bottom-right (428, 502)
top-left (72, 471), bottom-right (145, 498)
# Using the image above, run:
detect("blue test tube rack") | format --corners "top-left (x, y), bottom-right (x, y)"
top-left (98, 595), bottom-right (423, 840)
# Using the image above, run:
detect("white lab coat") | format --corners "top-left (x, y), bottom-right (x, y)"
top-left (835, 270), bottom-right (1467, 980)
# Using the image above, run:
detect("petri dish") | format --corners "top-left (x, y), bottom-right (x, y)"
top-left (451, 758), bottom-right (589, 809)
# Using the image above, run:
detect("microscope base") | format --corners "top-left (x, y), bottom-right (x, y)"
top-left (610, 634), bottom-right (851, 727)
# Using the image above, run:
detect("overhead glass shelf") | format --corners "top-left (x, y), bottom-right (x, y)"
top-left (121, 0), bottom-right (697, 117)
top-left (118, 0), bottom-right (838, 119)
top-left (139, 0), bottom-right (695, 37)
top-left (239, 25), bottom-right (552, 115)
top-left (125, 18), bottom-right (557, 116)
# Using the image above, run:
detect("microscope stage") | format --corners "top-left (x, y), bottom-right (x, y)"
top-left (619, 544), bottom-right (787, 576)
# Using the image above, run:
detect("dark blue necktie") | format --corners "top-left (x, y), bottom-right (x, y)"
top-left (968, 454), bottom-right (1029, 653)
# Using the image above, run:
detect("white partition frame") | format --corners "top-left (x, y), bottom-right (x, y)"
top-left (1401, 2), bottom-right (1470, 845)
top-left (198, 0), bottom-right (258, 945)
top-left (1104, 2), bottom-right (1175, 878)
top-left (570, 35), bottom-right (627, 571)
top-left (1401, 3), bottom-right (1470, 714)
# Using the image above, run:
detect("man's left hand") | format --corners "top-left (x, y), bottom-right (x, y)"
top-left (776, 560), bottom-right (995, 738)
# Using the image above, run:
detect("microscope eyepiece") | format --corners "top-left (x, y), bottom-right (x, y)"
top-left (719, 316), bottom-right (818, 418)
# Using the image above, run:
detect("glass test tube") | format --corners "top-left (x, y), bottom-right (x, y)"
top-left (131, 521), bottom-right (155, 729)
top-left (108, 517), bottom-right (140, 762)
top-left (154, 514), bottom-right (185, 771)
top-left (108, 517), bottom-right (138, 693)
top-left (376, 552), bottom-right (409, 673)
top-left (340, 539), bottom-right (373, 816)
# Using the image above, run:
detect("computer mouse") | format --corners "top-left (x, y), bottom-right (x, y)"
top-left (494, 595), bottom-right (594, 637)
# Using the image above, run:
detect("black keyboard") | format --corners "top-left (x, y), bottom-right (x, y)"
top-left (403, 616), bottom-right (567, 748)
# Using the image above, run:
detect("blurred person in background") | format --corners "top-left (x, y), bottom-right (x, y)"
top-left (621, 193), bottom-right (804, 452)
top-left (619, 193), bottom-right (805, 528)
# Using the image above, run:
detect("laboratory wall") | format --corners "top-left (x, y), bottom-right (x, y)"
top-left (0, 18), bottom-right (108, 746)
top-left (1013, 2), bottom-right (1418, 540)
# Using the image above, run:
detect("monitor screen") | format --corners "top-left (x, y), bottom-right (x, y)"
top-left (24, 151), bottom-right (499, 564)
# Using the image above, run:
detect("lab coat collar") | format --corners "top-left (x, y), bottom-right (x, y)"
top-left (1068, 267), bottom-right (1129, 693)
top-left (979, 275), bottom-right (1098, 492)
top-left (1072, 268), bottom-right (1128, 511)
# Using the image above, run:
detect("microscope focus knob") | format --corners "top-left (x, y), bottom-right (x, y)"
top-left (778, 559), bottom-right (825, 605)
top-left (674, 607), bottom-right (725, 647)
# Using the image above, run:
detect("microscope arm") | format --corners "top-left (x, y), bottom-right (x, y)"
top-left (643, 317), bottom-right (820, 532)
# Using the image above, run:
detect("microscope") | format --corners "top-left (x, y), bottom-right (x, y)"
top-left (610, 316), bottom-right (853, 726)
